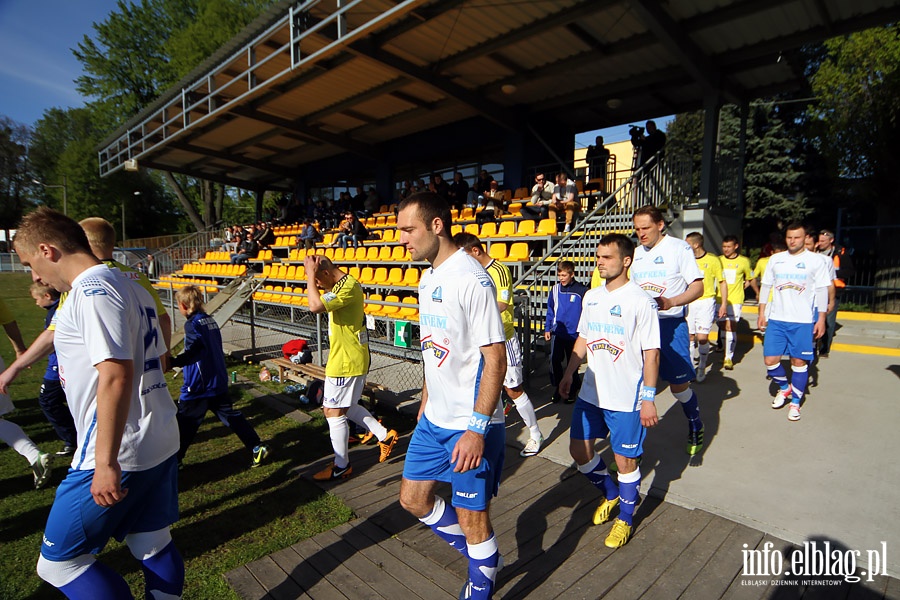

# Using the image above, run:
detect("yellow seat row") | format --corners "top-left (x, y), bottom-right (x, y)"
top-left (450, 218), bottom-right (556, 239)
top-left (261, 263), bottom-right (421, 287)
top-left (253, 285), bottom-right (309, 306)
top-left (364, 295), bottom-right (419, 320)
top-left (363, 215), bottom-right (397, 228)
top-left (287, 246), bottom-right (412, 263)
top-left (154, 276), bottom-right (219, 293)
top-left (182, 263), bottom-right (247, 277)
top-left (204, 251), bottom-right (231, 261)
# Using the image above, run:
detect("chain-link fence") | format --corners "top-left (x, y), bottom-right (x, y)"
top-left (0, 253), bottom-right (27, 273)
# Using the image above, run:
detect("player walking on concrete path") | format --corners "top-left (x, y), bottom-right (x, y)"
top-left (685, 233), bottom-right (726, 382)
top-left (397, 192), bottom-right (507, 600)
top-left (758, 223), bottom-right (832, 421)
top-left (305, 255), bottom-right (398, 481)
top-left (717, 235), bottom-right (754, 370)
top-left (16, 207), bottom-right (183, 599)
top-left (560, 234), bottom-right (660, 549)
top-left (629, 206), bottom-right (705, 456)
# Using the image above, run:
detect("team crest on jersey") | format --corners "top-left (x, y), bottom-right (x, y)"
top-left (610, 304), bottom-right (622, 317)
top-left (588, 338), bottom-right (624, 361)
top-left (432, 286), bottom-right (442, 302)
top-left (776, 282), bottom-right (806, 293)
top-left (653, 256), bottom-right (665, 264)
top-left (796, 262), bottom-right (805, 269)
top-left (639, 281), bottom-right (666, 296)
top-left (421, 336), bottom-right (450, 366)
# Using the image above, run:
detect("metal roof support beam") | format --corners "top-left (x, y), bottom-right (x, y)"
top-left (303, 77), bottom-right (410, 124)
top-left (168, 141), bottom-right (297, 179)
top-left (232, 107), bottom-right (380, 160)
top-left (698, 93), bottom-right (721, 209)
top-left (143, 160), bottom-right (284, 191)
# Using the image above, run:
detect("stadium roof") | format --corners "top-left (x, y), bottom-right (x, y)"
top-left (98, 0), bottom-right (900, 191)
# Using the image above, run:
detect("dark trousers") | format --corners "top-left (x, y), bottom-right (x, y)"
top-left (521, 205), bottom-right (548, 221)
top-left (821, 298), bottom-right (839, 354)
top-left (38, 378), bottom-right (77, 448)
top-left (549, 335), bottom-right (580, 396)
top-left (176, 393), bottom-right (261, 461)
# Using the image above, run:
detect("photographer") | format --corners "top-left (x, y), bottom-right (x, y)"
top-left (631, 120), bottom-right (666, 166)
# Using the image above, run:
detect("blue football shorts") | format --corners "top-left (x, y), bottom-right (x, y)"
top-left (570, 400), bottom-right (645, 458)
top-left (40, 454), bottom-right (179, 561)
top-left (659, 317), bottom-right (696, 384)
top-left (402, 416), bottom-right (505, 511)
top-left (763, 319), bottom-right (814, 360)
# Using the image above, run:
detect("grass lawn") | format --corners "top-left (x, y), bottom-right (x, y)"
top-left (0, 272), bottom-right (411, 599)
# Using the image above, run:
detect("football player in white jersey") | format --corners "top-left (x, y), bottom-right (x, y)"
top-left (14, 208), bottom-right (183, 599)
top-left (397, 192), bottom-right (507, 600)
top-left (760, 224), bottom-right (832, 421)
top-left (629, 206), bottom-right (705, 456)
top-left (560, 234), bottom-right (660, 549)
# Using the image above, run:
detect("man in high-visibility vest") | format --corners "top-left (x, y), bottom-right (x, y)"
top-left (816, 230), bottom-right (855, 357)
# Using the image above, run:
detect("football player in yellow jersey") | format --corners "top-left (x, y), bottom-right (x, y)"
top-left (454, 233), bottom-right (544, 457)
top-left (717, 235), bottom-right (753, 369)
top-left (685, 233), bottom-right (726, 382)
top-left (305, 255), bottom-right (398, 481)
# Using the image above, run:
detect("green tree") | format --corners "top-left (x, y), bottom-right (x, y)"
top-left (0, 117), bottom-right (34, 240)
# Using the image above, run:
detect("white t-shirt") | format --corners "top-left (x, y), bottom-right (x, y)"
top-left (418, 250), bottom-right (506, 430)
top-left (577, 282), bottom-right (660, 412)
top-left (54, 264), bottom-right (178, 471)
top-left (630, 234), bottom-right (702, 319)
top-left (761, 250), bottom-right (832, 323)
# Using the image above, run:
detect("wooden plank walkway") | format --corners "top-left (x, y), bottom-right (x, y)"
top-left (226, 436), bottom-right (897, 599)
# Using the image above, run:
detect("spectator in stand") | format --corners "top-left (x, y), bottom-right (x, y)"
top-left (297, 219), bottom-right (320, 250)
top-left (475, 169), bottom-right (493, 199)
top-left (430, 174), bottom-right (451, 203)
top-left (230, 231), bottom-right (259, 264)
top-left (335, 212), bottom-right (368, 250)
top-left (551, 172), bottom-right (580, 233)
top-left (400, 180), bottom-right (415, 202)
top-left (521, 173), bottom-right (554, 221)
top-left (476, 180), bottom-right (506, 224)
top-left (254, 221), bottom-right (275, 249)
top-left (816, 230), bottom-right (854, 357)
top-left (147, 254), bottom-right (157, 279)
top-left (447, 172), bottom-right (469, 211)
top-left (633, 120), bottom-right (666, 167)
top-left (364, 187), bottom-right (381, 215)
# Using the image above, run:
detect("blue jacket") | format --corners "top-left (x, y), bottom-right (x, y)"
top-left (43, 300), bottom-right (59, 381)
top-left (545, 280), bottom-right (588, 341)
top-left (171, 311), bottom-right (228, 400)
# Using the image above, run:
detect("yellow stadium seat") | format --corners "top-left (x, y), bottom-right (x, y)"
top-left (286, 266), bottom-right (297, 280)
top-left (489, 243), bottom-right (507, 261)
top-left (333, 248), bottom-right (345, 261)
top-left (451, 224), bottom-right (462, 237)
top-left (381, 229), bottom-right (397, 243)
top-left (387, 267), bottom-right (404, 285)
top-left (375, 216), bottom-right (386, 227)
top-left (397, 296), bottom-right (419, 319)
top-left (296, 265), bottom-right (306, 280)
top-left (451, 209), bottom-right (459, 220)
top-left (537, 219), bottom-right (558, 236)
top-left (498, 221), bottom-right (516, 237)
top-left (465, 223), bottom-right (479, 235)
top-left (381, 295), bottom-right (401, 318)
top-left (516, 220), bottom-right (536, 237)
top-left (260, 265), bottom-right (271, 278)
top-left (460, 207), bottom-right (475, 220)
top-left (372, 267), bottom-right (388, 284)
top-left (403, 268), bottom-right (420, 287)
top-left (508, 242), bottom-right (530, 261)
top-left (322, 233), bottom-right (334, 245)
top-left (391, 246), bottom-right (406, 261)
top-left (385, 215), bottom-right (396, 226)
top-left (364, 217), bottom-right (376, 228)
top-left (324, 248), bottom-right (335, 259)
top-left (349, 266), bottom-right (361, 280)
top-left (275, 265), bottom-right (287, 279)
top-left (359, 267), bottom-right (375, 284)
top-left (365, 293), bottom-right (383, 315)
top-left (366, 247), bottom-right (379, 261)
top-left (480, 222), bottom-right (497, 238)
top-left (378, 246), bottom-right (392, 261)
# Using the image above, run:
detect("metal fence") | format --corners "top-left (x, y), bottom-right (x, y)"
top-left (840, 255), bottom-right (900, 313)
top-left (0, 253), bottom-right (26, 273)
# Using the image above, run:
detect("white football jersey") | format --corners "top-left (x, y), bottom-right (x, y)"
top-left (630, 234), bottom-right (702, 319)
top-left (762, 250), bottom-right (832, 323)
top-left (418, 250), bottom-right (506, 430)
top-left (577, 282), bottom-right (660, 412)
top-left (54, 265), bottom-right (178, 471)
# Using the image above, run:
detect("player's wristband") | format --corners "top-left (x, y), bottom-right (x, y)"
top-left (467, 412), bottom-right (490, 435)
top-left (639, 387), bottom-right (657, 403)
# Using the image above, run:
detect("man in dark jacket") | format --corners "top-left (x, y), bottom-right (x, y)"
top-left (170, 285), bottom-right (269, 467)
top-left (817, 230), bottom-right (856, 356)
top-left (544, 261), bottom-right (589, 402)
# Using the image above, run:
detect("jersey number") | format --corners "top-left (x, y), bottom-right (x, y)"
top-left (142, 307), bottom-right (161, 373)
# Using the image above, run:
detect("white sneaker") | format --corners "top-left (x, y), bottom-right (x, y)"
top-left (771, 388), bottom-right (791, 409)
top-left (520, 436), bottom-right (543, 457)
top-left (788, 404), bottom-right (801, 421)
top-left (563, 224), bottom-right (572, 233)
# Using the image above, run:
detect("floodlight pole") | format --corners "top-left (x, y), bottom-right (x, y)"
top-left (32, 175), bottom-right (68, 215)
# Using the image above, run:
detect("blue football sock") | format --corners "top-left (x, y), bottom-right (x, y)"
top-left (420, 496), bottom-right (468, 557)
top-left (59, 561), bottom-right (134, 600)
top-left (673, 388), bottom-right (702, 431)
top-left (767, 363), bottom-right (790, 391)
top-left (577, 453), bottom-right (619, 500)
top-left (791, 364), bottom-right (809, 405)
top-left (617, 468), bottom-right (641, 526)
top-left (141, 540), bottom-right (184, 599)
top-left (466, 534), bottom-right (500, 599)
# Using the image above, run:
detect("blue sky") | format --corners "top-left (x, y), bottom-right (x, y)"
top-left (0, 0), bottom-right (120, 126)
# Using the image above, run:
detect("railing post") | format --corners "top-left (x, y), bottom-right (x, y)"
top-left (250, 296), bottom-right (256, 359)
top-left (315, 312), bottom-right (324, 366)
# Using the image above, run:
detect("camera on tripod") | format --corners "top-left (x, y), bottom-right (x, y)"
top-left (629, 124), bottom-right (645, 144)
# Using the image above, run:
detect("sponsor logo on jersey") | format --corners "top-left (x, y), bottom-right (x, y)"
top-left (587, 338), bottom-right (624, 361)
top-left (610, 304), bottom-right (622, 317)
top-left (587, 321), bottom-right (625, 335)
top-left (421, 336), bottom-right (450, 366)
top-left (639, 281), bottom-right (666, 296)
top-left (420, 313), bottom-right (448, 328)
top-left (622, 443), bottom-right (638, 449)
top-left (432, 286), bottom-right (442, 302)
top-left (455, 490), bottom-right (478, 499)
top-left (141, 381), bottom-right (168, 396)
top-left (83, 288), bottom-right (108, 296)
top-left (654, 256), bottom-right (665, 264)
top-left (776, 282), bottom-right (806, 293)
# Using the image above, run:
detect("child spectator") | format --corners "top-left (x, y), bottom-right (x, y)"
top-left (30, 283), bottom-right (77, 455)
top-left (169, 286), bottom-right (270, 468)
top-left (545, 261), bottom-right (588, 402)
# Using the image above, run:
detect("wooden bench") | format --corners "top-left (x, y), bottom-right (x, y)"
top-left (264, 357), bottom-right (389, 397)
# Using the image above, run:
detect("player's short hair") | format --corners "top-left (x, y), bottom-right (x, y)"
top-left (452, 232), bottom-right (483, 252)
top-left (398, 191), bottom-right (452, 236)
top-left (315, 256), bottom-right (336, 274)
top-left (772, 240), bottom-right (787, 251)
top-left (633, 205), bottom-right (664, 224)
top-left (175, 285), bottom-right (205, 314)
top-left (79, 217), bottom-right (117, 252)
top-left (29, 281), bottom-right (60, 300)
top-left (685, 232), bottom-right (703, 245)
top-left (784, 222), bottom-right (807, 235)
top-left (14, 207), bottom-right (92, 256)
top-left (722, 234), bottom-right (739, 245)
top-left (820, 229), bottom-right (835, 239)
top-left (598, 233), bottom-right (635, 260)
top-left (558, 260), bottom-right (575, 273)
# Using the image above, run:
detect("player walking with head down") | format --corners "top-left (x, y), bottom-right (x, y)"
top-left (630, 206), bottom-right (705, 456)
top-left (559, 234), bottom-right (660, 549)
top-left (397, 192), bottom-right (507, 600)
top-left (16, 207), bottom-right (182, 599)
